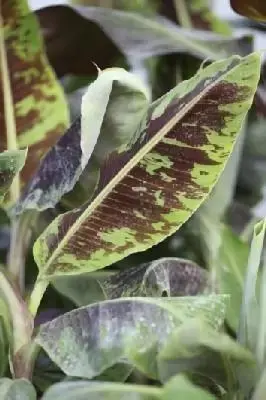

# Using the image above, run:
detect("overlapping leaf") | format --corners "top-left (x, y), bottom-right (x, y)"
top-left (36, 295), bottom-right (227, 379)
top-left (157, 319), bottom-right (255, 389)
top-left (0, 150), bottom-right (27, 204)
top-left (33, 53), bottom-right (260, 278)
top-left (32, 3), bottom-right (249, 62)
top-left (0, 378), bottom-right (36, 399)
top-left (16, 68), bottom-right (150, 213)
top-left (0, 0), bottom-right (69, 184)
top-left (230, 0), bottom-right (266, 22)
top-left (101, 257), bottom-right (209, 299)
top-left (41, 375), bottom-right (215, 400)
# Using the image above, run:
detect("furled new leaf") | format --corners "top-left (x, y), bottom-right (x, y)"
top-left (33, 53), bottom-right (261, 279)
top-left (230, 0), bottom-right (266, 22)
top-left (0, 150), bottom-right (27, 204)
top-left (0, 0), bottom-right (69, 184)
top-left (16, 68), bottom-right (150, 213)
top-left (101, 257), bottom-right (209, 299)
top-left (36, 295), bottom-right (227, 379)
top-left (0, 378), bottom-right (36, 400)
top-left (32, 3), bottom-right (249, 62)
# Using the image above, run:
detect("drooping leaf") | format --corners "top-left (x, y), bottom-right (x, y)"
top-left (36, 295), bottom-right (227, 379)
top-left (32, 3), bottom-right (249, 62)
top-left (158, 318), bottom-right (255, 388)
top-left (230, 0), bottom-right (266, 22)
top-left (33, 53), bottom-right (261, 279)
top-left (16, 68), bottom-right (150, 214)
top-left (0, 150), bottom-right (27, 204)
top-left (0, 378), bottom-right (36, 400)
top-left (1, 0), bottom-right (69, 184)
top-left (101, 257), bottom-right (210, 299)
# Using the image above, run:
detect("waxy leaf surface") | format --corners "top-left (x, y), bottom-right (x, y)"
top-left (0, 0), bottom-right (69, 184)
top-left (0, 150), bottom-right (27, 204)
top-left (101, 257), bottom-right (209, 299)
top-left (36, 295), bottom-right (227, 379)
top-left (0, 378), bottom-right (36, 400)
top-left (33, 53), bottom-right (261, 278)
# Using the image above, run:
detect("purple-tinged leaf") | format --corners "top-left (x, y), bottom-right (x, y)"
top-left (36, 295), bottom-right (227, 379)
top-left (101, 257), bottom-right (210, 299)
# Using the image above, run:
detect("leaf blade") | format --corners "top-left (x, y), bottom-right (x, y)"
top-left (34, 53), bottom-right (261, 278)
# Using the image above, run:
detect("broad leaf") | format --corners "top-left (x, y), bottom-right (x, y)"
top-left (16, 68), bottom-right (150, 213)
top-left (230, 0), bottom-right (266, 22)
top-left (0, 0), bottom-right (69, 184)
top-left (0, 378), bottom-right (36, 400)
top-left (41, 375), bottom-right (215, 400)
top-left (158, 319), bottom-right (255, 388)
top-left (32, 3), bottom-right (249, 61)
top-left (42, 380), bottom-right (161, 400)
top-left (0, 150), bottom-right (27, 204)
top-left (101, 257), bottom-right (210, 299)
top-left (36, 295), bottom-right (227, 379)
top-left (33, 53), bottom-right (261, 279)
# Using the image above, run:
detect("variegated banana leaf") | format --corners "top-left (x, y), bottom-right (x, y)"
top-left (0, 0), bottom-right (69, 184)
top-left (101, 257), bottom-right (209, 299)
top-left (0, 150), bottom-right (27, 204)
top-left (34, 53), bottom-right (260, 279)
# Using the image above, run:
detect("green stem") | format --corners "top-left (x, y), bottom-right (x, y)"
top-left (28, 277), bottom-right (49, 317)
top-left (0, 269), bottom-right (33, 378)
top-left (174, 0), bottom-right (193, 29)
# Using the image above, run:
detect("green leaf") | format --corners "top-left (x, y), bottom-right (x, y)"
top-left (216, 225), bottom-right (250, 331)
top-left (162, 375), bottom-right (216, 400)
top-left (33, 53), bottom-right (261, 280)
top-left (0, 0), bottom-right (69, 184)
top-left (239, 220), bottom-right (266, 357)
top-left (101, 257), bottom-right (210, 299)
top-left (41, 375), bottom-right (214, 400)
top-left (0, 150), bottom-right (27, 204)
top-left (42, 381), bottom-right (161, 400)
top-left (16, 68), bottom-right (150, 213)
top-left (52, 271), bottom-right (110, 307)
top-left (36, 295), bottom-right (227, 379)
top-left (252, 368), bottom-right (266, 400)
top-left (0, 378), bottom-right (36, 400)
top-left (33, 3), bottom-right (248, 61)
top-left (158, 318), bottom-right (255, 389)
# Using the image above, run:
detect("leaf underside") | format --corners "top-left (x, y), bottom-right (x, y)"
top-left (0, 150), bottom-right (27, 204)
